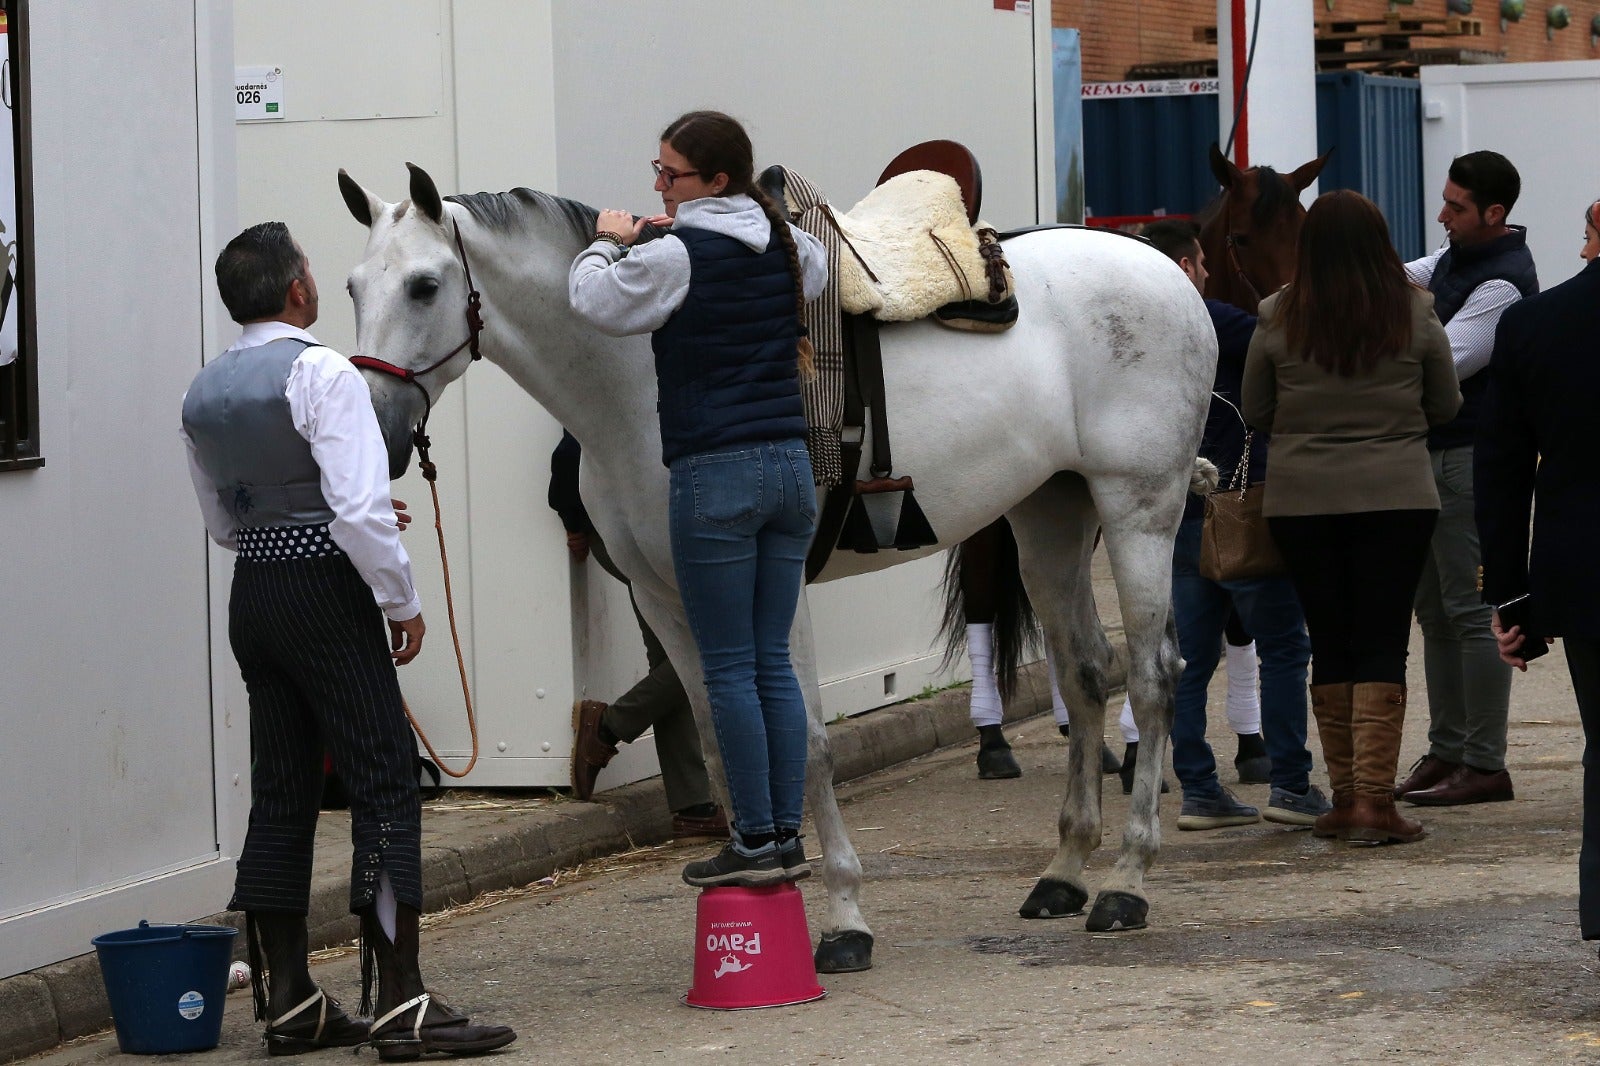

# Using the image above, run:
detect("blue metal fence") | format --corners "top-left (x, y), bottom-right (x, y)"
top-left (1082, 72), bottom-right (1423, 259)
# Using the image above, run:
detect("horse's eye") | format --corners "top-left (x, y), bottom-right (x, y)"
top-left (407, 276), bottom-right (440, 300)
top-left (1230, 233), bottom-right (1251, 249)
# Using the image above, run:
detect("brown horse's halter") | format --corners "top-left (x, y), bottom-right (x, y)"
top-left (351, 218), bottom-right (485, 779)
top-left (1224, 231), bottom-right (1266, 309)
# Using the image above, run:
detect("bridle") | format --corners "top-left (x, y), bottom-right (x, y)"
top-left (349, 217), bottom-right (485, 471)
top-left (1224, 231), bottom-right (1265, 310)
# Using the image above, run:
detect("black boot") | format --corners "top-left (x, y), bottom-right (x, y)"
top-left (1117, 742), bottom-right (1171, 796)
top-left (1059, 724), bottom-right (1123, 774)
top-left (249, 912), bottom-right (367, 1055)
top-left (976, 724), bottom-right (1022, 779)
top-left (365, 905), bottom-right (517, 1061)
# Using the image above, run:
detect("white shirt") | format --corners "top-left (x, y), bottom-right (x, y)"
top-left (1405, 246), bottom-right (1524, 383)
top-left (180, 320), bottom-right (421, 622)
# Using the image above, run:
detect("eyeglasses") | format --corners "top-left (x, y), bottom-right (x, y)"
top-left (651, 160), bottom-right (701, 187)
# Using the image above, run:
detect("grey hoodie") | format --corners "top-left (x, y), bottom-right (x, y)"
top-left (568, 193), bottom-right (828, 338)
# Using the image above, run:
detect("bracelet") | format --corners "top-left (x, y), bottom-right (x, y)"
top-left (593, 231), bottom-right (627, 250)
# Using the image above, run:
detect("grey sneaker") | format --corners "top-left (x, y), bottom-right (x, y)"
top-left (1263, 783), bottom-right (1333, 826)
top-left (1177, 787), bottom-right (1260, 830)
top-left (682, 842), bottom-right (785, 888)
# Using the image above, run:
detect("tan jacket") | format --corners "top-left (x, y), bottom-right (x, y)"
top-left (1241, 287), bottom-right (1461, 517)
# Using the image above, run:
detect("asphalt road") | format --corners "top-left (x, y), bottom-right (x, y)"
top-left (30, 632), bottom-right (1600, 1065)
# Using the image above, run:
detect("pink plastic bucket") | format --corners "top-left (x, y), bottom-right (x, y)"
top-left (684, 883), bottom-right (826, 1010)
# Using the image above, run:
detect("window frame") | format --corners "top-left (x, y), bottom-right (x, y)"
top-left (0, 0), bottom-right (40, 471)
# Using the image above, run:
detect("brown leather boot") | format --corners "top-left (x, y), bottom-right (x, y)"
top-left (1309, 683), bottom-right (1355, 840)
top-left (1344, 682), bottom-right (1425, 844)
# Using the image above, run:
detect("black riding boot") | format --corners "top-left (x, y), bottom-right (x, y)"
top-left (364, 905), bottom-right (517, 1062)
top-left (249, 912), bottom-right (366, 1055)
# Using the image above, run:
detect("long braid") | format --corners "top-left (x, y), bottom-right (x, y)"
top-left (749, 187), bottom-right (816, 381)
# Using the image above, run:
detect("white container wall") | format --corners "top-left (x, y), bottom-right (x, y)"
top-left (235, 0), bottom-right (1056, 789)
top-left (1420, 60), bottom-right (1600, 288)
top-left (0, 1), bottom-right (239, 979)
top-left (2, 0), bottom-right (1053, 979)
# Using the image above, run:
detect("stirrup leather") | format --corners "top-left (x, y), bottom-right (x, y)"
top-left (267, 988), bottom-right (330, 1042)
top-left (372, 991), bottom-right (432, 1044)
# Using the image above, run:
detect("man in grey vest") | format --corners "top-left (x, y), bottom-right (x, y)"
top-left (1396, 151), bottom-right (1539, 807)
top-left (181, 223), bottom-right (514, 1057)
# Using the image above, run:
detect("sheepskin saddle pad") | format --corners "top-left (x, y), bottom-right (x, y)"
top-left (834, 170), bottom-right (1009, 322)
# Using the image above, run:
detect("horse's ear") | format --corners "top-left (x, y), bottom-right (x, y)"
top-left (1286, 148), bottom-right (1334, 193)
top-left (338, 169), bottom-right (381, 228)
top-left (406, 162), bottom-right (444, 224)
top-left (1209, 142), bottom-right (1242, 189)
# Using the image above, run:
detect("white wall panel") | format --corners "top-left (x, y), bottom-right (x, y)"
top-left (0, 0), bottom-right (237, 978)
top-left (1420, 61), bottom-right (1600, 288)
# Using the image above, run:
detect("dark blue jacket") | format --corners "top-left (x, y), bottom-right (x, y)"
top-left (650, 226), bottom-right (807, 466)
top-left (1427, 227), bottom-right (1538, 450)
top-left (1184, 299), bottom-right (1264, 522)
top-left (1475, 258), bottom-right (1600, 636)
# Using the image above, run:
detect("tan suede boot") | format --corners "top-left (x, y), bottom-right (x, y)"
top-left (1344, 682), bottom-right (1426, 844)
top-left (1310, 683), bottom-right (1355, 840)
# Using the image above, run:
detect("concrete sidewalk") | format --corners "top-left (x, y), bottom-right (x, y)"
top-left (0, 634), bottom-right (1119, 1062)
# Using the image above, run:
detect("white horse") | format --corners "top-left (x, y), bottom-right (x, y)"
top-left (338, 164), bottom-right (1217, 970)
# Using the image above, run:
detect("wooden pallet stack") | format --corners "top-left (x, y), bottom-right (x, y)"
top-left (1186, 13), bottom-right (1504, 77)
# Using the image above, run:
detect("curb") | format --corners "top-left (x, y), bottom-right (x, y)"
top-left (1, 646), bottom-right (1126, 1062)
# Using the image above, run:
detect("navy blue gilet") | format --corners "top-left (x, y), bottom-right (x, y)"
top-left (1426, 226), bottom-right (1538, 450)
top-left (650, 225), bottom-right (807, 466)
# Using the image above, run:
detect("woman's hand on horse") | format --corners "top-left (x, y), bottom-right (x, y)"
top-left (392, 498), bottom-right (411, 532)
top-left (566, 530), bottom-right (590, 563)
top-left (597, 209), bottom-right (648, 246)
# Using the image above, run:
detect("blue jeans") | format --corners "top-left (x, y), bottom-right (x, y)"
top-left (668, 439), bottom-right (816, 842)
top-left (1170, 517), bottom-right (1313, 796)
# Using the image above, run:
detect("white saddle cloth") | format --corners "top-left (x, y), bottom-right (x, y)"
top-left (834, 170), bottom-right (990, 322)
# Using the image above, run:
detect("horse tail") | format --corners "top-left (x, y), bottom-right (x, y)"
top-left (937, 519), bottom-right (1041, 704)
top-left (1190, 457), bottom-right (1220, 495)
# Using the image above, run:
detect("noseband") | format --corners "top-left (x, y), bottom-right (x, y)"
top-left (350, 217), bottom-right (485, 473)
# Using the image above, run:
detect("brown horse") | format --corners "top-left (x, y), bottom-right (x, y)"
top-left (948, 143), bottom-right (1331, 781)
top-left (1198, 142), bottom-right (1330, 315)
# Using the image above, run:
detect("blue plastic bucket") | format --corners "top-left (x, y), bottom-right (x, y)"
top-left (91, 920), bottom-right (238, 1054)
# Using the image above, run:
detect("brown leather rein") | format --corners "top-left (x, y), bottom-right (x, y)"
top-left (350, 218), bottom-right (485, 780)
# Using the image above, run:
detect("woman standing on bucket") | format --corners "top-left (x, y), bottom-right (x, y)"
top-left (1242, 190), bottom-right (1460, 845)
top-left (569, 110), bottom-right (827, 887)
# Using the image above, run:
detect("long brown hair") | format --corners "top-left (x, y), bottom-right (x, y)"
top-left (660, 110), bottom-right (815, 379)
top-left (1279, 190), bottom-right (1413, 376)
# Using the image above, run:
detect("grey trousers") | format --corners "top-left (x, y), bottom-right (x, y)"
top-left (587, 532), bottom-right (712, 813)
top-left (1413, 445), bottom-right (1512, 771)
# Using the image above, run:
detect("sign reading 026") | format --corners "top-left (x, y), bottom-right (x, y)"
top-left (235, 66), bottom-right (285, 122)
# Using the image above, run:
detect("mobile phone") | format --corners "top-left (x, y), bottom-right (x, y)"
top-left (1496, 594), bottom-right (1549, 662)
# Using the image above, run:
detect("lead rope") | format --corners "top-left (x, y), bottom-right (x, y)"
top-left (399, 430), bottom-right (479, 779)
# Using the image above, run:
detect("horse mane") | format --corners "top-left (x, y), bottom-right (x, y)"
top-left (446, 188), bottom-right (670, 247)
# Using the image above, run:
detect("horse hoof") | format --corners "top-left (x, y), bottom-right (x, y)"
top-left (976, 746), bottom-right (1022, 780)
top-left (1018, 878), bottom-right (1088, 919)
top-left (1085, 890), bottom-right (1148, 932)
top-left (814, 931), bottom-right (874, 973)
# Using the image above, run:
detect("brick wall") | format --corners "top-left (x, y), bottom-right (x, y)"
top-left (1055, 0), bottom-right (1600, 82)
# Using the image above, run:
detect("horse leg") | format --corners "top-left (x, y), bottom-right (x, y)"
top-left (960, 520), bottom-right (1024, 779)
top-left (1083, 473), bottom-right (1186, 933)
top-left (629, 585), bottom-right (732, 820)
top-left (789, 591), bottom-right (874, 972)
top-left (1005, 474), bottom-right (1113, 920)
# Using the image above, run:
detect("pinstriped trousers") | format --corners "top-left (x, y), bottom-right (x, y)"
top-left (226, 551), bottom-right (422, 916)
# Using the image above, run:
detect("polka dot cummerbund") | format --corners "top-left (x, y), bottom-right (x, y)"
top-left (236, 523), bottom-right (345, 561)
